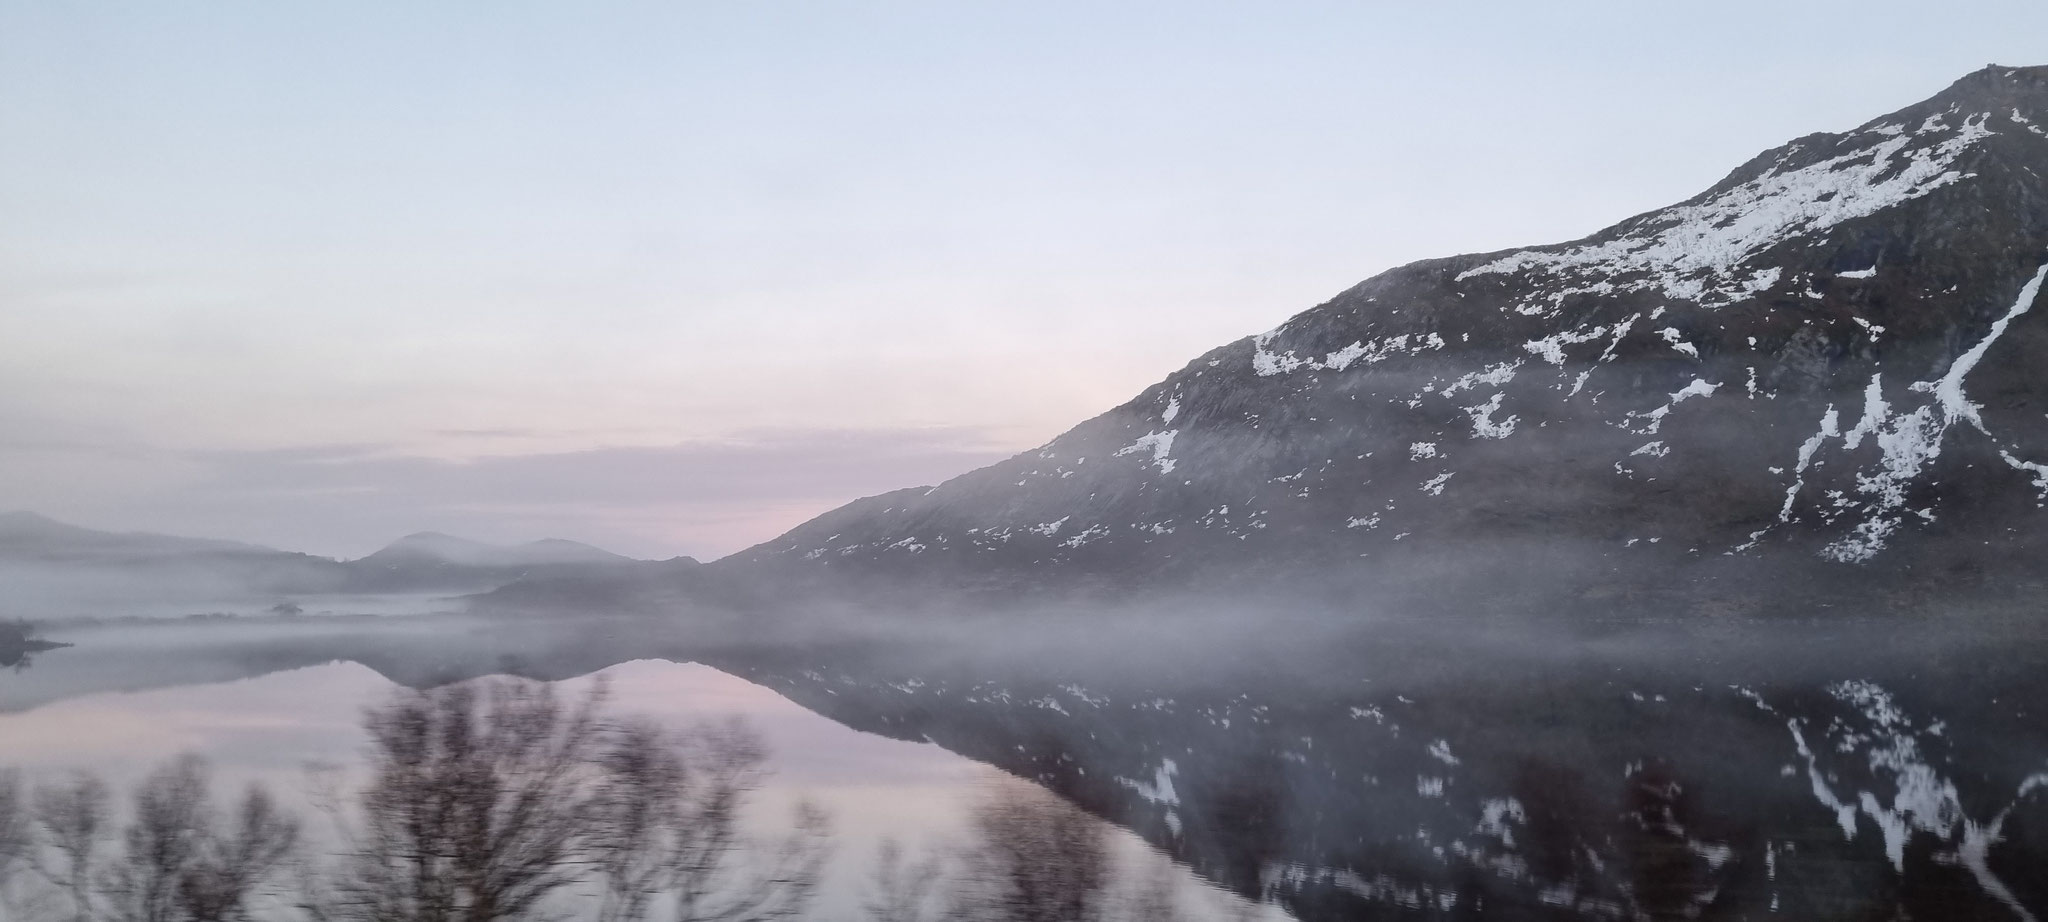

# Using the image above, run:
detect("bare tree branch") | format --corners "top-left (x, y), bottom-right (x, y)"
top-left (863, 837), bottom-right (949, 922)
top-left (309, 678), bottom-right (609, 922)
top-left (103, 755), bottom-right (212, 922)
top-left (32, 772), bottom-right (110, 922)
top-left (178, 783), bottom-right (301, 922)
top-left (0, 770), bottom-right (34, 921)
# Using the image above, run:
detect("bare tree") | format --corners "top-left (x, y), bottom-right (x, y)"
top-left (177, 784), bottom-right (300, 922)
top-left (103, 755), bottom-right (213, 922)
top-left (670, 796), bottom-right (829, 922)
top-left (9, 679), bottom-right (835, 922)
top-left (3, 760), bottom-right (299, 922)
top-left (309, 678), bottom-right (607, 922)
top-left (587, 721), bottom-right (686, 922)
top-left (951, 779), bottom-right (1109, 922)
top-left (585, 716), bottom-right (831, 922)
top-left (32, 772), bottom-right (110, 922)
top-left (0, 769), bottom-right (33, 919)
top-left (863, 837), bottom-right (948, 922)
top-left (655, 719), bottom-right (830, 922)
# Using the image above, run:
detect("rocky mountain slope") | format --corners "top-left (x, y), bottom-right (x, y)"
top-left (719, 65), bottom-right (2048, 609)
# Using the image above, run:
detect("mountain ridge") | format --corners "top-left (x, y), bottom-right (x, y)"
top-left (0, 513), bottom-right (662, 619)
top-left (697, 64), bottom-right (2048, 609)
top-left (18, 66), bottom-right (2048, 617)
top-left (362, 531), bottom-right (632, 567)
top-left (0, 510), bottom-right (284, 559)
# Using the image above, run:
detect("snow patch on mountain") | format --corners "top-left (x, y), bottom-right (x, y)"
top-left (1626, 379), bottom-right (1720, 436)
top-left (1524, 326), bottom-right (1610, 365)
top-left (1439, 361), bottom-right (1520, 397)
top-left (1029, 517), bottom-right (1070, 538)
top-left (1659, 327), bottom-right (1700, 358)
top-left (1061, 524), bottom-right (1111, 548)
top-left (1778, 260), bottom-right (2048, 561)
top-left (1116, 429), bottom-right (1181, 475)
top-left (1928, 261), bottom-right (2048, 431)
top-left (1459, 115), bottom-right (1993, 307)
top-left (2012, 107), bottom-right (2048, 137)
top-left (1463, 393), bottom-right (1518, 439)
top-left (1253, 329), bottom-right (1446, 377)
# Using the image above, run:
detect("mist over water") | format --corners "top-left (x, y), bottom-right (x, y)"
top-left (0, 625), bottom-right (1291, 922)
top-left (4, 595), bottom-right (2043, 921)
top-left (8, 6), bottom-right (2048, 920)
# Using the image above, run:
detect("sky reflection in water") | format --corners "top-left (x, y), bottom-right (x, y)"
top-left (0, 658), bottom-right (1288, 921)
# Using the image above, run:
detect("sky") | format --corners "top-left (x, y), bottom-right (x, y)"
top-left (5, 1), bottom-right (2047, 560)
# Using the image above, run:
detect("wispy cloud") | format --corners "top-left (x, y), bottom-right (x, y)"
top-left (186, 427), bottom-right (1012, 504)
top-left (11, 427), bottom-right (1021, 560)
top-left (430, 427), bottom-right (541, 439)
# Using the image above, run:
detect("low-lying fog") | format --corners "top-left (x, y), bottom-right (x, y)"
top-left (6, 593), bottom-right (2044, 920)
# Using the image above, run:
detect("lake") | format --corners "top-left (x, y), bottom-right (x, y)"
top-left (4, 610), bottom-right (2046, 921)
top-left (0, 626), bottom-right (1288, 922)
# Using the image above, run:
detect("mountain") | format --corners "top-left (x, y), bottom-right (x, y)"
top-left (711, 65), bottom-right (2048, 612)
top-left (345, 531), bottom-right (646, 595)
top-left (0, 511), bottom-right (282, 561)
top-left (0, 513), bottom-right (650, 619)
top-left (0, 512), bottom-right (351, 618)
top-left (360, 532), bottom-right (630, 569)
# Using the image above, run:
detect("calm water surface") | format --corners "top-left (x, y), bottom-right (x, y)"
top-left (8, 612), bottom-right (2048, 921)
top-left (0, 650), bottom-right (1289, 921)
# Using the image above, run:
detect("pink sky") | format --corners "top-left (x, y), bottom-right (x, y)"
top-left (4, 2), bottom-right (2042, 558)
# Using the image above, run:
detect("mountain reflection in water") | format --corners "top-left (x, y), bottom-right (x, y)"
top-left (0, 655), bottom-right (1287, 922)
top-left (3, 610), bottom-right (2045, 921)
top-left (736, 654), bottom-right (2048, 921)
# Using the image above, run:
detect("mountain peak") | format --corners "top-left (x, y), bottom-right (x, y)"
top-left (1946, 63), bottom-right (2048, 99)
top-left (519, 538), bottom-right (631, 562)
top-left (366, 532), bottom-right (629, 567)
top-left (386, 531), bottom-right (478, 548)
top-left (724, 65), bottom-right (2048, 604)
top-left (1849, 62), bottom-right (2048, 137)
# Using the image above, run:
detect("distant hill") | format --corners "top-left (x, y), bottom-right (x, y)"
top-left (0, 511), bottom-right (282, 562)
top-left (344, 531), bottom-right (645, 595)
top-left (360, 531), bottom-right (630, 568)
top-left (0, 513), bottom-right (649, 619)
